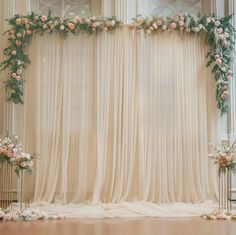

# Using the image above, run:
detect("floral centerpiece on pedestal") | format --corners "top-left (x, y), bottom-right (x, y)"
top-left (209, 141), bottom-right (236, 174)
top-left (0, 133), bottom-right (37, 175)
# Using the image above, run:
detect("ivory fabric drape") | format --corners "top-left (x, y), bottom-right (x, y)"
top-left (15, 28), bottom-right (221, 216)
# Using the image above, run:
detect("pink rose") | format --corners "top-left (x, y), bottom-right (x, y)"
top-left (26, 30), bottom-right (31, 35)
top-left (11, 73), bottom-right (17, 78)
top-left (225, 155), bottom-right (232, 161)
top-left (34, 15), bottom-right (39, 21)
top-left (16, 75), bottom-right (21, 81)
top-left (20, 162), bottom-right (27, 168)
top-left (149, 26), bottom-right (154, 31)
top-left (215, 20), bottom-right (221, 27)
top-left (16, 40), bottom-right (22, 46)
top-left (170, 22), bottom-right (177, 29)
top-left (67, 23), bottom-right (75, 30)
top-left (157, 19), bottom-right (163, 26)
top-left (216, 58), bottom-right (222, 65)
top-left (41, 15), bottom-right (47, 22)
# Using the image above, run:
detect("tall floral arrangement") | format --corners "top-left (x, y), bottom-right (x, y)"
top-left (209, 141), bottom-right (236, 174)
top-left (0, 133), bottom-right (37, 176)
top-left (0, 11), bottom-right (122, 104)
top-left (131, 12), bottom-right (235, 115)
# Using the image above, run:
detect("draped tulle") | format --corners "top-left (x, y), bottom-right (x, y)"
top-left (12, 28), bottom-right (221, 217)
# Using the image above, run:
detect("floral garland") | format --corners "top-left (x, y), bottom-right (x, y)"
top-left (0, 12), bottom-right (235, 114)
top-left (0, 133), bottom-right (37, 176)
top-left (0, 11), bottom-right (122, 104)
top-left (131, 13), bottom-right (236, 115)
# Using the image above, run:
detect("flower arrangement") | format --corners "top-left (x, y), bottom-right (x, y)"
top-left (131, 12), bottom-right (236, 115)
top-left (209, 141), bottom-right (236, 174)
top-left (0, 11), bottom-right (122, 104)
top-left (0, 207), bottom-right (64, 221)
top-left (0, 133), bottom-right (37, 176)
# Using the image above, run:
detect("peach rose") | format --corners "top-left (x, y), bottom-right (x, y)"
top-left (67, 23), bottom-right (75, 30)
top-left (16, 18), bottom-right (22, 25)
top-left (16, 75), bottom-right (21, 81)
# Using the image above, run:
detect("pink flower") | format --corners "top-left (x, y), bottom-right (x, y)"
top-left (103, 27), bottom-right (108, 32)
top-left (215, 20), bottom-right (221, 27)
top-left (149, 26), bottom-right (154, 31)
top-left (67, 23), bottom-right (75, 30)
top-left (26, 30), bottom-right (31, 35)
top-left (216, 58), bottom-right (222, 65)
top-left (157, 19), bottom-right (163, 26)
top-left (34, 15), bottom-right (39, 21)
top-left (15, 40), bottom-right (21, 46)
top-left (16, 75), bottom-right (21, 81)
top-left (20, 162), bottom-right (27, 168)
top-left (11, 73), bottom-right (17, 78)
top-left (170, 22), bottom-right (177, 29)
top-left (215, 54), bottom-right (220, 59)
top-left (225, 155), bottom-right (232, 161)
top-left (41, 15), bottom-right (47, 22)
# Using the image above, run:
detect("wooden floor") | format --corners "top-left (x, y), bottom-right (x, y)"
top-left (0, 217), bottom-right (235, 235)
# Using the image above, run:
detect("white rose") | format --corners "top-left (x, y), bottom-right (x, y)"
top-left (224, 32), bottom-right (229, 38)
top-left (12, 148), bottom-right (18, 153)
top-left (25, 153), bottom-right (31, 160)
top-left (162, 25), bottom-right (167, 31)
top-left (206, 18), bottom-right (211, 23)
top-left (42, 24), bottom-right (47, 29)
top-left (54, 20), bottom-right (59, 26)
top-left (198, 24), bottom-right (203, 29)
top-left (216, 28), bottom-right (223, 34)
top-left (16, 33), bottom-right (22, 37)
top-left (17, 60), bottom-right (21, 65)
top-left (17, 69), bottom-right (22, 74)
top-left (60, 25), bottom-right (65, 31)
top-left (152, 23), bottom-right (158, 29)
top-left (193, 27), bottom-right (200, 33)
top-left (221, 67), bottom-right (226, 72)
top-left (178, 21), bottom-right (184, 27)
top-left (219, 34), bottom-right (224, 40)
top-left (111, 20), bottom-right (115, 26)
top-left (73, 18), bottom-right (77, 24)
top-left (91, 16), bottom-right (96, 21)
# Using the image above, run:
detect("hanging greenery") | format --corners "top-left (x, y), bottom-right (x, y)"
top-left (0, 11), bottom-right (122, 104)
top-left (131, 13), bottom-right (236, 115)
top-left (0, 11), bottom-right (235, 115)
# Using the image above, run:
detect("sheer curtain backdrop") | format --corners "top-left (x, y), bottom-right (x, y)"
top-left (15, 28), bottom-right (221, 217)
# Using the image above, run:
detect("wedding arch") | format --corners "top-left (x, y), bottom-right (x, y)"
top-left (0, 11), bottom-right (235, 114)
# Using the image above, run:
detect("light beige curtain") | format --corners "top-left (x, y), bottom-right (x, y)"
top-left (18, 29), bottom-right (220, 208)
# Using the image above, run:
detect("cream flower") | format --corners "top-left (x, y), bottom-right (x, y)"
top-left (60, 25), bottom-right (65, 31)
